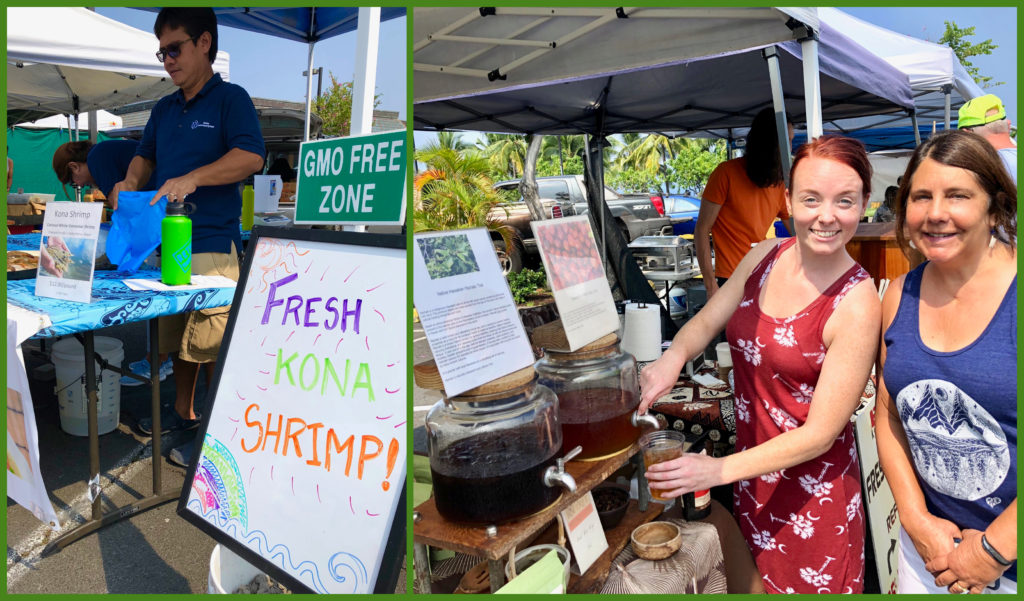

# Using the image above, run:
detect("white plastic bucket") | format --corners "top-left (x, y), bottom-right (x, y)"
top-left (208, 543), bottom-right (265, 594)
top-left (51, 336), bottom-right (124, 436)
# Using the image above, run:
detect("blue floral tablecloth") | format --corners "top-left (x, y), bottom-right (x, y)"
top-left (7, 269), bottom-right (236, 339)
top-left (7, 232), bottom-right (41, 251)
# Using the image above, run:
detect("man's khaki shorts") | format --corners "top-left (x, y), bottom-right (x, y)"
top-left (159, 243), bottom-right (239, 363)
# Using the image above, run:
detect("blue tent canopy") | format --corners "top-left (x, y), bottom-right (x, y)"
top-left (136, 7), bottom-right (405, 43)
top-left (792, 123), bottom-right (955, 152)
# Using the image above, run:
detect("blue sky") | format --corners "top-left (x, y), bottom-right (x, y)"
top-left (413, 6), bottom-right (1016, 147)
top-left (845, 6), bottom-right (1016, 124)
top-left (96, 8), bottom-right (407, 119)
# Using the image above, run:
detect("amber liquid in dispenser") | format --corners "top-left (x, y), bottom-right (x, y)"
top-left (431, 432), bottom-right (562, 524)
top-left (558, 388), bottom-right (640, 459)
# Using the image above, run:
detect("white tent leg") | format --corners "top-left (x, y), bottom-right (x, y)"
top-left (304, 42), bottom-right (315, 142)
top-left (351, 7), bottom-right (381, 137)
top-left (346, 7), bottom-right (381, 233)
top-left (911, 111), bottom-right (921, 145)
top-left (762, 46), bottom-right (792, 188)
top-left (801, 36), bottom-right (822, 139)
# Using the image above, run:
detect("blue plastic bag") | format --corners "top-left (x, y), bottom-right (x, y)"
top-left (106, 191), bottom-right (167, 273)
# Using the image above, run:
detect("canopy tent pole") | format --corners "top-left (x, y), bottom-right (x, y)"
top-left (762, 46), bottom-right (792, 189)
top-left (303, 42), bottom-right (315, 142)
top-left (343, 7), bottom-right (382, 233)
top-left (350, 7), bottom-right (381, 137)
top-left (942, 84), bottom-right (952, 130)
top-left (799, 31), bottom-right (823, 139)
top-left (911, 109), bottom-right (921, 145)
top-left (88, 109), bottom-right (98, 144)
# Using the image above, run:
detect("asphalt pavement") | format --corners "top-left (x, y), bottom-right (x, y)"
top-left (412, 319), bottom-right (441, 453)
top-left (7, 320), bottom-right (217, 593)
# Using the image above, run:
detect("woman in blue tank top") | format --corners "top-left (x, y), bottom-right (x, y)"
top-left (877, 129), bottom-right (1017, 594)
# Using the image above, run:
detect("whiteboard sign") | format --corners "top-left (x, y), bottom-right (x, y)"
top-left (178, 227), bottom-right (407, 594)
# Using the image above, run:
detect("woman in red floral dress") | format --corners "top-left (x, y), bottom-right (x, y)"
top-left (639, 136), bottom-right (881, 593)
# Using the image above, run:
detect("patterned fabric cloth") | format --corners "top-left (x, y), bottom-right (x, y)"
top-left (725, 238), bottom-right (870, 593)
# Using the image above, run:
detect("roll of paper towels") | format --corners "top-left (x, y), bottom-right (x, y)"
top-left (621, 303), bottom-right (662, 362)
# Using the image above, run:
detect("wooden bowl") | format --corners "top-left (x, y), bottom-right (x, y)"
top-left (631, 521), bottom-right (682, 560)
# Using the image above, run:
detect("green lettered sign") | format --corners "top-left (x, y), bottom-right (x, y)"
top-left (294, 129), bottom-right (407, 225)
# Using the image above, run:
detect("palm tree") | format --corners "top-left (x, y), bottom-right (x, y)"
top-left (540, 135), bottom-right (586, 174)
top-left (435, 131), bottom-right (473, 151)
top-left (478, 133), bottom-right (528, 180)
top-left (413, 146), bottom-right (516, 257)
top-left (615, 133), bottom-right (690, 194)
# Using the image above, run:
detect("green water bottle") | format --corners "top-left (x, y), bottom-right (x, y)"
top-left (241, 184), bottom-right (255, 231)
top-left (161, 202), bottom-right (192, 285)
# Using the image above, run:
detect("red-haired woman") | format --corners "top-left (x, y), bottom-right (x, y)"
top-left (639, 136), bottom-right (881, 593)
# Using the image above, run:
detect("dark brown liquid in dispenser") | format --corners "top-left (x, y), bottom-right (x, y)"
top-left (558, 388), bottom-right (640, 459)
top-left (431, 433), bottom-right (562, 524)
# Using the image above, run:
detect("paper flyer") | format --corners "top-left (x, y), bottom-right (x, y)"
top-left (412, 228), bottom-right (534, 397)
top-left (6, 318), bottom-right (61, 530)
top-left (34, 201), bottom-right (103, 304)
top-left (531, 215), bottom-right (619, 350)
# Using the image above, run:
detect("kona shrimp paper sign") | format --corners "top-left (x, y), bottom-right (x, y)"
top-left (532, 216), bottom-right (619, 350)
top-left (178, 228), bottom-right (406, 594)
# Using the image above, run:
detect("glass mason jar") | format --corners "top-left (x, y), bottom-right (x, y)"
top-left (425, 368), bottom-right (565, 525)
top-left (535, 334), bottom-right (648, 461)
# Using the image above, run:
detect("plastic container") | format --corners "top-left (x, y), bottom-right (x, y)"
top-left (534, 330), bottom-right (650, 461)
top-left (504, 544), bottom-right (571, 592)
top-left (208, 543), bottom-right (264, 594)
top-left (161, 202), bottom-right (192, 285)
top-left (668, 285), bottom-right (687, 321)
top-left (97, 222), bottom-right (111, 257)
top-left (424, 366), bottom-right (566, 525)
top-left (51, 336), bottom-right (124, 436)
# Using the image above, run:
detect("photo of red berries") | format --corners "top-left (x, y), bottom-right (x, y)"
top-left (534, 217), bottom-right (605, 291)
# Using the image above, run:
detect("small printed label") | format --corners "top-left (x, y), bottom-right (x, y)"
top-left (172, 240), bottom-right (192, 273)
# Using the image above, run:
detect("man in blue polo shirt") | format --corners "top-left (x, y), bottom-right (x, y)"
top-left (111, 7), bottom-right (264, 467)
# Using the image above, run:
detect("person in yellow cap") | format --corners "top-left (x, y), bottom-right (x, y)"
top-left (958, 94), bottom-right (1017, 182)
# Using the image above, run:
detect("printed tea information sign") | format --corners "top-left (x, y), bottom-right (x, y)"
top-left (531, 215), bottom-right (618, 350)
top-left (35, 201), bottom-right (103, 303)
top-left (412, 228), bottom-right (534, 397)
top-left (179, 228), bottom-right (406, 594)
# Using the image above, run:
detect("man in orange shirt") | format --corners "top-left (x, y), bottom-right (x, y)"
top-left (695, 108), bottom-right (793, 298)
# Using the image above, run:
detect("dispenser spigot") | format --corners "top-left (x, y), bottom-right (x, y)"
top-left (632, 409), bottom-right (661, 430)
top-left (543, 445), bottom-right (581, 493)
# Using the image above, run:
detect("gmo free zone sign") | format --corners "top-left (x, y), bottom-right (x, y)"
top-left (294, 129), bottom-right (407, 225)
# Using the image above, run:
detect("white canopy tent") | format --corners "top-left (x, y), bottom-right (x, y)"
top-left (17, 109), bottom-right (123, 131)
top-left (7, 7), bottom-right (230, 127)
top-left (818, 7), bottom-right (985, 139)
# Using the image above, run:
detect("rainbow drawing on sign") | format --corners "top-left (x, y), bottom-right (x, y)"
top-left (192, 435), bottom-right (248, 531)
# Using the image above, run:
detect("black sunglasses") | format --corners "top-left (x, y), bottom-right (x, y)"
top-left (156, 37), bottom-right (197, 63)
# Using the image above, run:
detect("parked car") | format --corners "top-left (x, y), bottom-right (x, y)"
top-left (489, 177), bottom-right (578, 273)
top-left (664, 194), bottom-right (702, 235)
